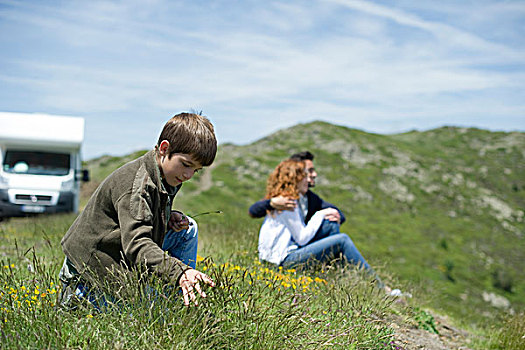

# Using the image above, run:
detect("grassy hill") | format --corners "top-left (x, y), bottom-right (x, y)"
top-left (85, 121), bottom-right (524, 325)
top-left (1, 121), bottom-right (523, 349)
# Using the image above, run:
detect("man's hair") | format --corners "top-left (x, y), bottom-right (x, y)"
top-left (289, 151), bottom-right (314, 162)
top-left (265, 160), bottom-right (305, 201)
top-left (157, 112), bottom-right (217, 166)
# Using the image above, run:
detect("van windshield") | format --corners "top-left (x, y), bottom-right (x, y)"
top-left (3, 150), bottom-right (71, 176)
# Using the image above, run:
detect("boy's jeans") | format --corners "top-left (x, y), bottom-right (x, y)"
top-left (162, 216), bottom-right (199, 269)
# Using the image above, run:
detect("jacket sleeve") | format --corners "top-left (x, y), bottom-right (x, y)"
top-left (117, 191), bottom-right (190, 284)
top-left (282, 208), bottom-right (324, 246)
top-left (249, 199), bottom-right (272, 218)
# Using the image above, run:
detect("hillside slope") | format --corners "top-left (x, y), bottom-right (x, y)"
top-left (85, 121), bottom-right (524, 327)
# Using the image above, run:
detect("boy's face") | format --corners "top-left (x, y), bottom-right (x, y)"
top-left (160, 153), bottom-right (202, 187)
top-left (157, 141), bottom-right (202, 187)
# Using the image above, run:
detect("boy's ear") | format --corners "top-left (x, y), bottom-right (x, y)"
top-left (158, 140), bottom-right (170, 156)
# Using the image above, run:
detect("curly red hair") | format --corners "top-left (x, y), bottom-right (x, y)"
top-left (265, 160), bottom-right (306, 201)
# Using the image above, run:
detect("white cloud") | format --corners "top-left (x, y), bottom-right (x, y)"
top-left (0, 0), bottom-right (523, 158)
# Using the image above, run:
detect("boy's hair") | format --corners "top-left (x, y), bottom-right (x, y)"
top-left (290, 151), bottom-right (314, 162)
top-left (265, 160), bottom-right (305, 201)
top-left (157, 112), bottom-right (217, 166)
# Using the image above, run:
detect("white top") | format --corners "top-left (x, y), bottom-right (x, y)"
top-left (298, 194), bottom-right (308, 221)
top-left (258, 202), bottom-right (325, 265)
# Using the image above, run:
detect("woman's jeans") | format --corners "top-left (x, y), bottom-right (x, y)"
top-left (282, 219), bottom-right (382, 285)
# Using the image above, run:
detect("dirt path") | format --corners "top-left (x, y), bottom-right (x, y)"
top-left (391, 313), bottom-right (473, 350)
top-left (187, 158), bottom-right (220, 196)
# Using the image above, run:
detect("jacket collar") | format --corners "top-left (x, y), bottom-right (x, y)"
top-left (144, 149), bottom-right (181, 196)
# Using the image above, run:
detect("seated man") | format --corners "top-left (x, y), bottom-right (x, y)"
top-left (249, 151), bottom-right (345, 242)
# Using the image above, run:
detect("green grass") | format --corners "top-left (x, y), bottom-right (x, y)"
top-left (493, 312), bottom-right (525, 350)
top-left (2, 213), bottom-right (410, 349)
top-left (2, 210), bottom-right (523, 349)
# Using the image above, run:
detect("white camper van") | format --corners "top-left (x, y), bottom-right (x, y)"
top-left (0, 112), bottom-right (89, 219)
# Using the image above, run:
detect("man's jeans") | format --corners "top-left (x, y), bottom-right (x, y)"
top-left (162, 217), bottom-right (199, 269)
top-left (309, 219), bottom-right (341, 243)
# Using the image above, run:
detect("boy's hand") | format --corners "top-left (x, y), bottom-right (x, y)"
top-left (179, 269), bottom-right (215, 306)
top-left (169, 211), bottom-right (190, 231)
top-left (270, 196), bottom-right (296, 211)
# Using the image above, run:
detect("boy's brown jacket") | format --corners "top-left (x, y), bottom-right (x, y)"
top-left (61, 150), bottom-right (190, 285)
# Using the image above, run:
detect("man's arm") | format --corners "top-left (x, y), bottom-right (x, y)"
top-left (248, 199), bottom-right (272, 218)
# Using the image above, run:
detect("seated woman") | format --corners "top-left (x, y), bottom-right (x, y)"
top-left (257, 159), bottom-right (384, 285)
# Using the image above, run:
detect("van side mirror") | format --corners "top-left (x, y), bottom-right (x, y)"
top-left (81, 169), bottom-right (90, 182)
top-left (76, 169), bottom-right (90, 182)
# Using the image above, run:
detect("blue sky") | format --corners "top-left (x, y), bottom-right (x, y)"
top-left (1, 0), bottom-right (524, 159)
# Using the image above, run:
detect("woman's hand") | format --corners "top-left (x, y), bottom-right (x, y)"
top-left (169, 211), bottom-right (190, 231)
top-left (178, 268), bottom-right (215, 306)
top-left (319, 208), bottom-right (341, 223)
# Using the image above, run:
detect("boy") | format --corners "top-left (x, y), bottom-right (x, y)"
top-left (59, 112), bottom-right (216, 307)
